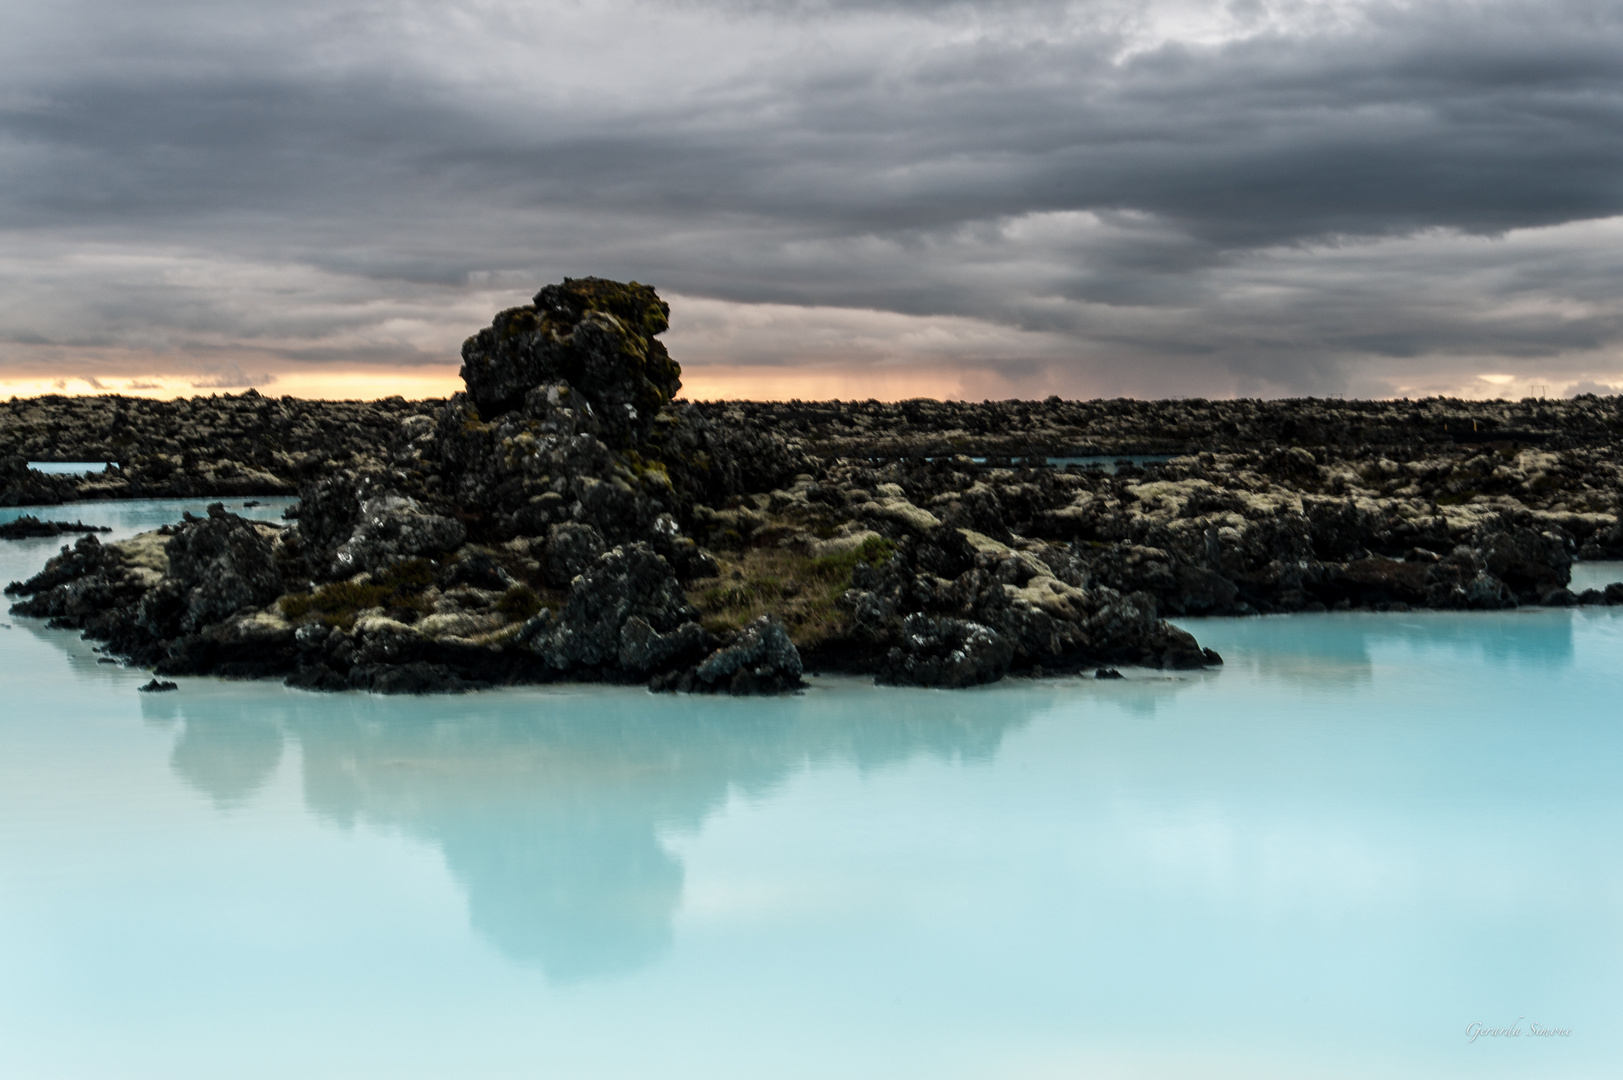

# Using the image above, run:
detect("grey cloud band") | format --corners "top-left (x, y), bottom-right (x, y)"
top-left (1, 0), bottom-right (1621, 394)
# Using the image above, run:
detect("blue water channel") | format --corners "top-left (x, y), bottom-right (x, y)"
top-left (924, 454), bottom-right (1174, 472)
top-left (25, 462), bottom-right (118, 475)
top-left (1, 499), bottom-right (1619, 1078)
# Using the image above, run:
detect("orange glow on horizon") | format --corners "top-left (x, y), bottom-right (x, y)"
top-left (0, 364), bottom-right (980, 403)
top-left (0, 368), bottom-right (465, 402)
top-left (4, 364), bottom-right (1602, 404)
top-left (675, 365), bottom-right (978, 402)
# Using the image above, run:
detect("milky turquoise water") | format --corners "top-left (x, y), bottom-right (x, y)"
top-left (951, 454), bottom-right (1172, 471)
top-left (2, 501), bottom-right (1620, 1079)
top-left (24, 462), bottom-right (116, 475)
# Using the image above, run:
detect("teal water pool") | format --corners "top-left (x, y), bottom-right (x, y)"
top-left (1, 501), bottom-right (1618, 1078)
top-left (25, 462), bottom-right (117, 475)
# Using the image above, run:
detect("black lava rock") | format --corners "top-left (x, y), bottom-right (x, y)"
top-left (878, 615), bottom-right (1013, 688)
top-left (684, 615), bottom-right (804, 695)
top-left (0, 516), bottom-right (111, 540)
top-left (164, 504), bottom-right (285, 633)
top-left (459, 277), bottom-right (681, 446)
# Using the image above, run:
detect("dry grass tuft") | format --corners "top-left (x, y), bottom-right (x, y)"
top-left (689, 535), bottom-right (893, 646)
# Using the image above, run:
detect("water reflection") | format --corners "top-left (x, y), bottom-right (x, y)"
top-left (1180, 608), bottom-right (1580, 687)
top-left (135, 691), bottom-right (287, 808)
top-left (170, 713), bottom-right (285, 809)
top-left (120, 608), bottom-right (1592, 979)
top-left (146, 684), bottom-right (1031, 982)
top-left (13, 498), bottom-right (1623, 1079)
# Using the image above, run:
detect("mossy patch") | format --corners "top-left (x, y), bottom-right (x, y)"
top-left (621, 449), bottom-right (670, 484)
top-left (496, 583), bottom-right (544, 621)
top-left (278, 558), bottom-right (438, 629)
top-left (690, 535), bottom-right (894, 646)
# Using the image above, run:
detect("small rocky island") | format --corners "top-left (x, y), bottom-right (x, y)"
top-left (7, 278), bottom-right (1622, 693)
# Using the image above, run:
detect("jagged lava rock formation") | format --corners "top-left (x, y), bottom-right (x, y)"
top-left (11, 278), bottom-right (1622, 693)
top-left (8, 280), bottom-right (928, 692)
top-left (0, 516), bottom-right (110, 539)
top-left (2, 394), bottom-right (432, 505)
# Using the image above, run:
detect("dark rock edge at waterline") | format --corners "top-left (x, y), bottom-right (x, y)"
top-left (0, 515), bottom-right (111, 540)
top-left (8, 277), bottom-right (1622, 694)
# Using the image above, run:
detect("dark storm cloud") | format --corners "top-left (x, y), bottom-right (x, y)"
top-left (1, 0), bottom-right (1622, 394)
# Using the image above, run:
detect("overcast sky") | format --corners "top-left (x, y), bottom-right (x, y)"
top-left (2, 0), bottom-right (1622, 400)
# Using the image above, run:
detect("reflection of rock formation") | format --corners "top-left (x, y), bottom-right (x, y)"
top-left (446, 807), bottom-right (683, 981)
top-left (123, 608), bottom-right (1584, 983)
top-left (1182, 608), bottom-right (1577, 688)
top-left (150, 682), bottom-right (1030, 983)
top-left (142, 691), bottom-right (285, 808)
top-left (293, 687), bottom-right (1029, 982)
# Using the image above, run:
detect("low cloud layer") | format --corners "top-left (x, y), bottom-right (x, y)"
top-left (3, 0), bottom-right (1622, 398)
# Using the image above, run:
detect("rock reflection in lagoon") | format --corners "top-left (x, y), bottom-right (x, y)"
top-left (1182, 606), bottom-right (1584, 689)
top-left (140, 678), bottom-right (1028, 982)
top-left (4, 500), bottom-right (1623, 1078)
top-left (166, 703), bottom-right (285, 811)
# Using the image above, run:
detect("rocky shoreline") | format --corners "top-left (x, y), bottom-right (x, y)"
top-left (7, 278), bottom-right (1622, 693)
top-left (0, 515), bottom-right (111, 540)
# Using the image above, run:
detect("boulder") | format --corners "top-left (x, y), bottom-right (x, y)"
top-left (914, 523), bottom-right (978, 579)
top-left (545, 522), bottom-right (606, 586)
top-left (331, 495), bottom-right (465, 578)
top-left (877, 615), bottom-right (1013, 688)
top-left (458, 277), bottom-right (681, 447)
top-left (165, 503), bottom-right (284, 632)
top-left (1478, 526), bottom-right (1572, 601)
top-left (689, 615), bottom-right (805, 695)
top-left (618, 616), bottom-right (714, 676)
top-left (530, 542), bottom-right (696, 671)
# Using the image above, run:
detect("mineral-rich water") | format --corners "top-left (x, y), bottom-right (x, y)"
top-left (25, 461), bottom-right (117, 475)
top-left (1, 501), bottom-right (1618, 1078)
top-left (1569, 560), bottom-right (1623, 594)
top-left (947, 454), bottom-right (1173, 471)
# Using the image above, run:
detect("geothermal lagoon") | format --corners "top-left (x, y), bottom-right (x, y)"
top-left (1, 499), bottom-right (1620, 1078)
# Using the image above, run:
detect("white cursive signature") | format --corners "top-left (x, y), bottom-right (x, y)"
top-left (1466, 1016), bottom-right (1573, 1042)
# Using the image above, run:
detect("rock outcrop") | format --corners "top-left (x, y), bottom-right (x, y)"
top-left (1, 397), bottom-right (430, 506)
top-left (877, 616), bottom-right (1014, 688)
top-left (0, 515), bottom-right (110, 540)
top-left (7, 504), bottom-right (295, 677)
top-left (7, 281), bottom-right (828, 693)
top-left (522, 542), bottom-right (701, 672)
top-left (15, 278), bottom-right (1619, 696)
top-left (652, 615), bottom-right (804, 695)
top-left (459, 278), bottom-right (681, 443)
top-left (155, 503), bottom-right (285, 634)
top-left (844, 526), bottom-right (1215, 679)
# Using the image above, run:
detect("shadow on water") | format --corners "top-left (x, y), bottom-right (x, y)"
top-left (138, 681), bottom-right (1033, 983)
